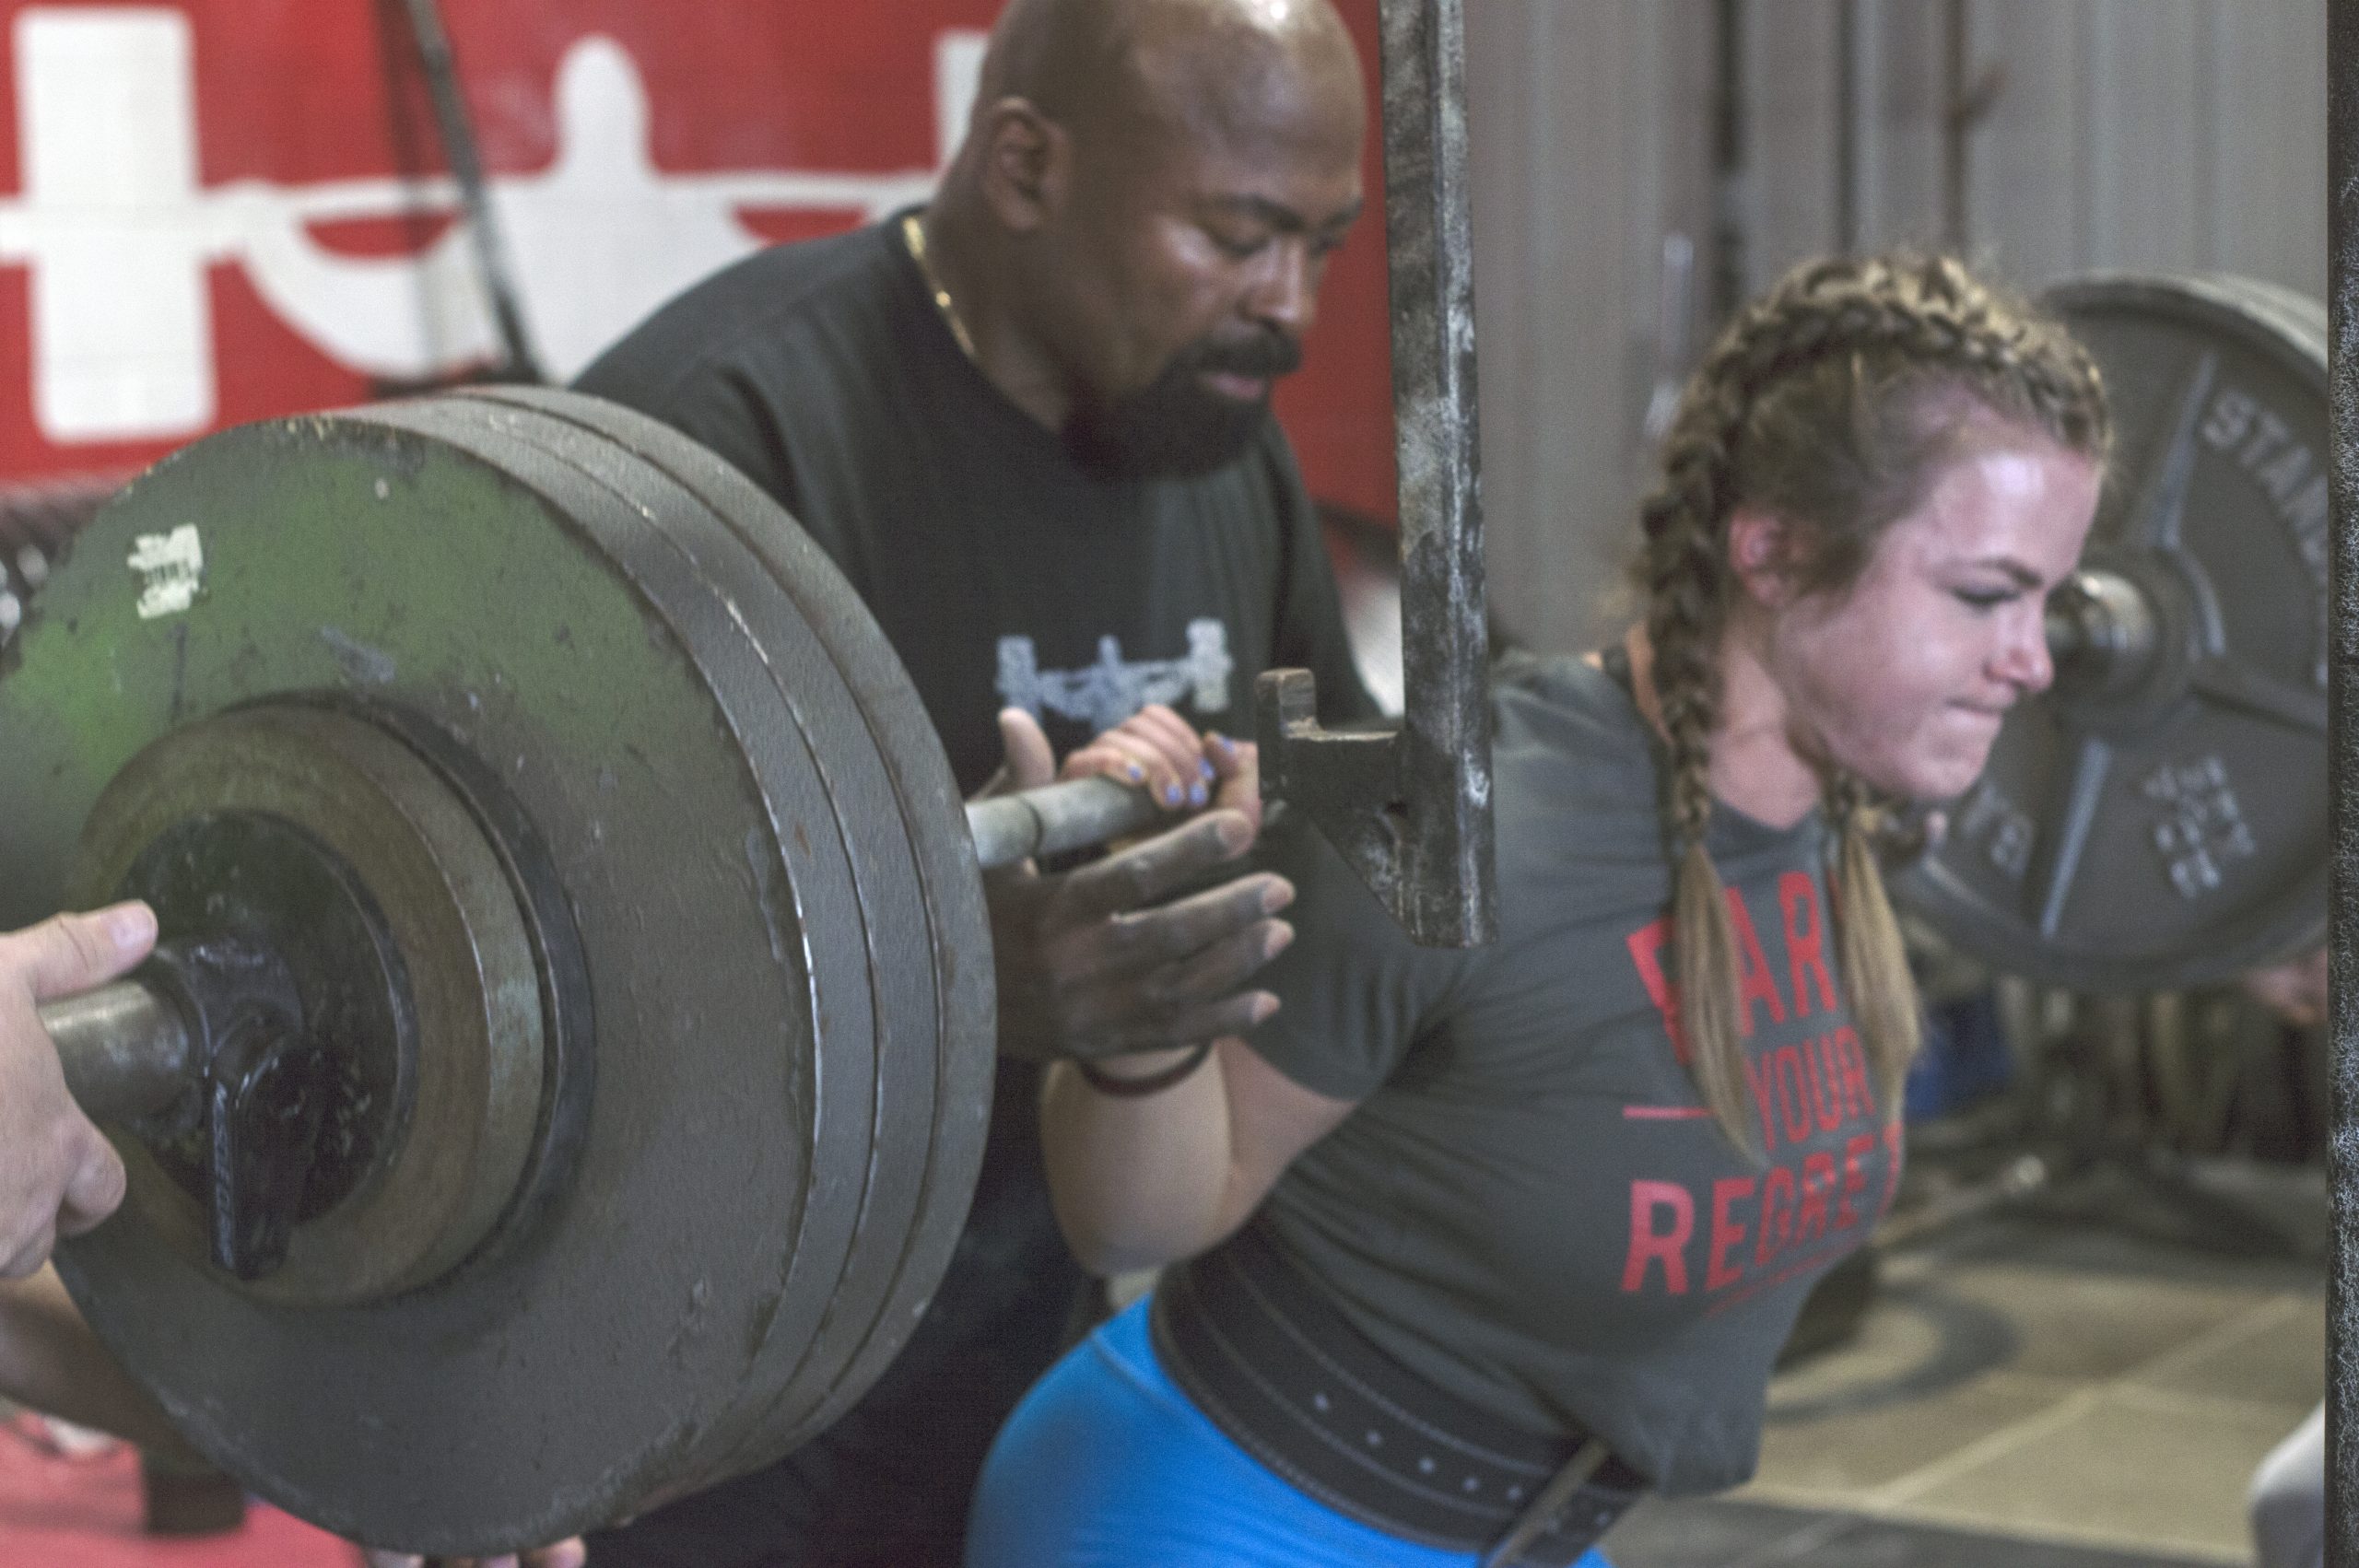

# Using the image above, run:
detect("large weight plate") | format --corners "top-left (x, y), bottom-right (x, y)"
top-left (347, 398), bottom-right (890, 1507)
top-left (0, 393), bottom-right (992, 1554)
top-left (453, 387), bottom-right (994, 1474)
top-left (413, 392), bottom-right (990, 1484)
top-left (1896, 275), bottom-right (2330, 990)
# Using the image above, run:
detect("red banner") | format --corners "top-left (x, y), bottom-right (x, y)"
top-left (0, 1), bottom-right (1395, 520)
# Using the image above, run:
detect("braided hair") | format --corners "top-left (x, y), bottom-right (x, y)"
top-left (1636, 253), bottom-right (2109, 1153)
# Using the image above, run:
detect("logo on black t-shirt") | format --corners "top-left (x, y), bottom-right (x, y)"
top-left (995, 619), bottom-right (1233, 731)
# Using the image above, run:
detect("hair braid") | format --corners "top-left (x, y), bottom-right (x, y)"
top-left (1633, 252), bottom-right (2108, 1156)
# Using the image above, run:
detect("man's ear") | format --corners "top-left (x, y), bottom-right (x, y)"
top-left (1725, 505), bottom-right (1801, 608)
top-left (976, 98), bottom-right (1070, 233)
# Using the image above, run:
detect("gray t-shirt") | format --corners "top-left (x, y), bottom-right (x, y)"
top-left (1241, 650), bottom-right (1900, 1496)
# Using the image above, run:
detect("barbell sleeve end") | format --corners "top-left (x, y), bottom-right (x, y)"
top-left (38, 978), bottom-right (197, 1127)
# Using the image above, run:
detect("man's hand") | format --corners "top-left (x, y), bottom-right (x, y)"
top-left (362, 1540), bottom-right (587, 1568)
top-left (987, 708), bottom-right (1292, 1063)
top-left (2242, 944), bottom-right (2329, 1029)
top-left (0, 905), bottom-right (155, 1279)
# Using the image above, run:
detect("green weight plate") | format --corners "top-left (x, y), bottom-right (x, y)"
top-left (1896, 274), bottom-right (2330, 991)
top-left (0, 400), bottom-right (968, 1554)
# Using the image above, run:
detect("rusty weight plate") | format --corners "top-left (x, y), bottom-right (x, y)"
top-left (1895, 275), bottom-right (2330, 990)
top-left (0, 393), bottom-right (992, 1554)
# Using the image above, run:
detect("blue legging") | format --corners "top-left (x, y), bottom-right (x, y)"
top-left (966, 1297), bottom-right (1615, 1568)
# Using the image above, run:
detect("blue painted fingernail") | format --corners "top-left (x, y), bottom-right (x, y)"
top-left (1164, 783), bottom-right (1184, 806)
top-left (1199, 759), bottom-right (1215, 782)
top-left (1127, 762), bottom-right (1145, 782)
top-left (1189, 781), bottom-right (1209, 808)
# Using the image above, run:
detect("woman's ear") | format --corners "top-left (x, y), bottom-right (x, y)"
top-left (1725, 506), bottom-right (1801, 609)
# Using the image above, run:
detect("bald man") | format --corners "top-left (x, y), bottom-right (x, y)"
top-left (573, 0), bottom-right (1376, 1561)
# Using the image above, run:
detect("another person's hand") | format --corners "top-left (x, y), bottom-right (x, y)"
top-left (362, 1540), bottom-right (586, 1568)
top-left (1058, 702), bottom-right (1264, 832)
top-left (986, 708), bottom-right (1292, 1063)
top-left (0, 905), bottom-right (155, 1279)
top-left (2241, 944), bottom-right (2329, 1029)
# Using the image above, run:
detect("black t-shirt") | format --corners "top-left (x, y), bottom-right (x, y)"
top-left (574, 218), bottom-right (1375, 1557)
top-left (576, 220), bottom-right (1372, 790)
top-left (1241, 651), bottom-right (1898, 1497)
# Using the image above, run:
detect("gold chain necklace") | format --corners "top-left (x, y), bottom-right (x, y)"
top-left (900, 213), bottom-right (980, 362)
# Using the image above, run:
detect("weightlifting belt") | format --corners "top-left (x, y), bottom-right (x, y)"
top-left (1150, 1226), bottom-right (1646, 1566)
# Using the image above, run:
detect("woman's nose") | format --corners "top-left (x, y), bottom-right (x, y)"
top-left (1992, 607), bottom-right (2055, 693)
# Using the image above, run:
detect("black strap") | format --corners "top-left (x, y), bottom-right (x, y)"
top-left (1074, 1041), bottom-right (1213, 1097)
top-left (1153, 1225), bottom-right (1644, 1565)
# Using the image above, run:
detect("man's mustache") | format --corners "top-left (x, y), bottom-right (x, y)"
top-left (1178, 331), bottom-right (1304, 382)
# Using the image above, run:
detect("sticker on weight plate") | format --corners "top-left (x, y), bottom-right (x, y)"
top-left (1954, 779), bottom-right (2034, 883)
top-left (128, 524), bottom-right (205, 619)
top-left (2141, 755), bottom-right (2254, 900)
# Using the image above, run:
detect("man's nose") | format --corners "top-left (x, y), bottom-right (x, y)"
top-left (1244, 239), bottom-right (1320, 340)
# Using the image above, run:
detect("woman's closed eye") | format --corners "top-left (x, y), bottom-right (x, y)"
top-left (1952, 584), bottom-right (2023, 611)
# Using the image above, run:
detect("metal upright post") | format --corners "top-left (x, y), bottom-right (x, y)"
top-left (1254, 0), bottom-right (1497, 949)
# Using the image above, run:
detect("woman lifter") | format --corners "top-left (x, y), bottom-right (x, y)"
top-left (964, 253), bottom-right (2110, 1568)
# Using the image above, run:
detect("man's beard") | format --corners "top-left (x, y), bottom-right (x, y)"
top-left (1064, 330), bottom-right (1304, 481)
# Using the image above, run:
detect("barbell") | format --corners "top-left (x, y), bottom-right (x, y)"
top-left (0, 273), bottom-right (2328, 1554)
top-left (0, 387), bottom-right (1194, 1555)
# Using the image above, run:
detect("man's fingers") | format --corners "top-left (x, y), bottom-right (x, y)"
top-left (0, 1223), bottom-right (57, 1282)
top-left (1067, 989), bottom-right (1281, 1059)
top-left (53, 1133), bottom-right (127, 1237)
top-left (994, 708), bottom-right (1057, 792)
top-left (1140, 919), bottom-right (1294, 1009)
top-left (1076, 875), bottom-right (1293, 981)
top-left (6, 904), bottom-right (158, 1002)
top-left (375, 1539), bottom-right (583, 1568)
top-left (1057, 811), bottom-right (1260, 922)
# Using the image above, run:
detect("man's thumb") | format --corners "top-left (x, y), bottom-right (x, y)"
top-left (996, 708), bottom-right (1057, 791)
top-left (11, 904), bottom-right (157, 1002)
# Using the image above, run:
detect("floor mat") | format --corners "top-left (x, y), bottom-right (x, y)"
top-left (0, 1418), bottom-right (361, 1567)
top-left (1612, 1172), bottom-right (2323, 1566)
top-left (1605, 1495), bottom-right (2230, 1568)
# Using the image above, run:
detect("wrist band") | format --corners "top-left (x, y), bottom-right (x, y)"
top-left (1074, 1040), bottom-right (1214, 1098)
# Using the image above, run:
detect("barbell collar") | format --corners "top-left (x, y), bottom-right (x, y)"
top-left (2046, 567), bottom-right (2163, 698)
top-left (41, 977), bottom-right (194, 1126)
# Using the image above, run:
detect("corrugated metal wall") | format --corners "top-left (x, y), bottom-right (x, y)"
top-left (1471, 0), bottom-right (2326, 655)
